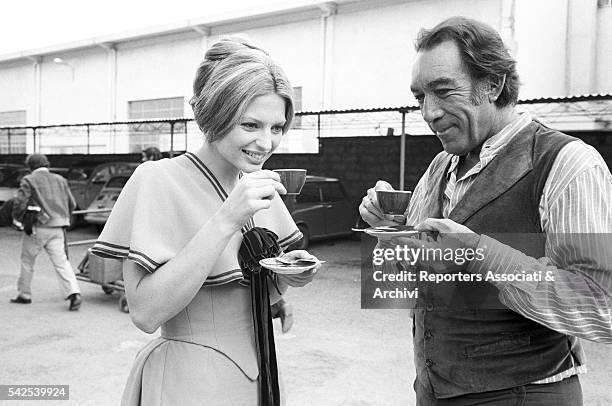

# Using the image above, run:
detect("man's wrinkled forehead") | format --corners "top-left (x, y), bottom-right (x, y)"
top-left (410, 41), bottom-right (469, 92)
top-left (410, 77), bottom-right (456, 94)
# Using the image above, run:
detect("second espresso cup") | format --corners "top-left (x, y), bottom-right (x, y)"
top-left (273, 169), bottom-right (307, 194)
top-left (376, 190), bottom-right (413, 215)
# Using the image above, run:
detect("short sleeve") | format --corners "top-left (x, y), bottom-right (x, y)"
top-left (90, 161), bottom-right (173, 272)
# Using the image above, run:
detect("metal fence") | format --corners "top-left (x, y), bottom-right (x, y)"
top-left (1, 94), bottom-right (611, 156)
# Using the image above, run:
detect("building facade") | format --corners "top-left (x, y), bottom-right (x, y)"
top-left (0, 0), bottom-right (611, 154)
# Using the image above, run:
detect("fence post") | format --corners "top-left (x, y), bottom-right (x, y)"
top-left (317, 113), bottom-right (321, 151)
top-left (170, 121), bottom-right (175, 158)
top-left (86, 124), bottom-right (90, 154)
top-left (400, 111), bottom-right (406, 191)
top-left (6, 128), bottom-right (10, 154)
top-left (33, 127), bottom-right (37, 153)
top-left (184, 120), bottom-right (188, 153)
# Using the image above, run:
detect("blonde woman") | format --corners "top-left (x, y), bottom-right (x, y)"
top-left (92, 38), bottom-right (318, 405)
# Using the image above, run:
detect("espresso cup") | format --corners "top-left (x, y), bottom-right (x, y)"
top-left (273, 169), bottom-right (307, 194)
top-left (376, 190), bottom-right (412, 215)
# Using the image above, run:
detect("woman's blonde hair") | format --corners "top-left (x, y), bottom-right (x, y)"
top-left (189, 37), bottom-right (294, 142)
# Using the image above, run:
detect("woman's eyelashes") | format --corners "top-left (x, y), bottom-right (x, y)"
top-left (241, 122), bottom-right (258, 130)
top-left (240, 122), bottom-right (284, 134)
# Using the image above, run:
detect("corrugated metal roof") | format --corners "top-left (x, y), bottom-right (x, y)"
top-left (1, 93), bottom-right (610, 130)
top-left (297, 93), bottom-right (612, 116)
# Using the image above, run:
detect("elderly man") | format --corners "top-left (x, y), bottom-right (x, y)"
top-left (360, 17), bottom-right (612, 405)
top-left (10, 154), bottom-right (82, 311)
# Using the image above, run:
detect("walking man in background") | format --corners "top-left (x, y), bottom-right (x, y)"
top-left (10, 153), bottom-right (82, 311)
top-left (360, 16), bottom-right (612, 405)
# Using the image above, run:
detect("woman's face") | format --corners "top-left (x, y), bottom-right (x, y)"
top-left (212, 93), bottom-right (286, 173)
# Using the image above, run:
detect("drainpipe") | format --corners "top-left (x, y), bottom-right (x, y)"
top-left (26, 56), bottom-right (41, 153)
top-left (319, 3), bottom-right (337, 112)
top-left (500, 0), bottom-right (517, 55)
top-left (564, 0), bottom-right (572, 95)
top-left (98, 43), bottom-right (117, 122)
top-left (26, 56), bottom-right (42, 126)
top-left (98, 42), bottom-right (117, 153)
top-left (191, 25), bottom-right (211, 54)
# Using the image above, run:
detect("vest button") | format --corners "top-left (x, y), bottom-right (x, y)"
top-left (426, 304), bottom-right (434, 311)
top-left (424, 330), bottom-right (433, 339)
top-left (425, 359), bottom-right (434, 367)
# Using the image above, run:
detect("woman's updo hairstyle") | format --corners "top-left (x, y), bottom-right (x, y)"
top-left (189, 37), bottom-right (294, 142)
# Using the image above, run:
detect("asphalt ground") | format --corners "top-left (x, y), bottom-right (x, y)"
top-left (1, 226), bottom-right (611, 405)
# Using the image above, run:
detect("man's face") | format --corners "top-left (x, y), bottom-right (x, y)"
top-left (410, 40), bottom-right (496, 156)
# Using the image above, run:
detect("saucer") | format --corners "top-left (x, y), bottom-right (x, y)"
top-left (259, 258), bottom-right (319, 275)
top-left (363, 225), bottom-right (419, 238)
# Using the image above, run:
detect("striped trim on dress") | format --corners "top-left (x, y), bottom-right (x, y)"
top-left (185, 152), bottom-right (255, 232)
top-left (90, 241), bottom-right (162, 274)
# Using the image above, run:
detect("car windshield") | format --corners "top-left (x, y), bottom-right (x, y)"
top-left (106, 176), bottom-right (129, 188)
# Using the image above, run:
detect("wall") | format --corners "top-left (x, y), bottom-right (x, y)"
top-left (39, 49), bottom-right (110, 125)
top-left (596, 5), bottom-right (612, 93)
top-left (514, 0), bottom-right (569, 98)
top-left (330, 0), bottom-right (502, 109)
top-left (238, 18), bottom-right (322, 111)
top-left (115, 33), bottom-right (202, 122)
top-left (0, 61), bottom-right (34, 117)
top-left (4, 0), bottom-right (611, 131)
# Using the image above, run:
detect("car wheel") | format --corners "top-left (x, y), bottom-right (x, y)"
top-left (291, 224), bottom-right (310, 250)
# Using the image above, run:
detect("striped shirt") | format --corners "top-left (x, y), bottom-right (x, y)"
top-left (406, 112), bottom-right (612, 384)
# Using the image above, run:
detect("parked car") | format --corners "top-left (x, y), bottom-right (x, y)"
top-left (66, 162), bottom-right (138, 213)
top-left (282, 175), bottom-right (357, 250)
top-left (83, 175), bottom-right (131, 229)
top-left (0, 164), bottom-right (29, 204)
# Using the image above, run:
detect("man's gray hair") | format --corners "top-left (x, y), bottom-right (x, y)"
top-left (25, 154), bottom-right (50, 170)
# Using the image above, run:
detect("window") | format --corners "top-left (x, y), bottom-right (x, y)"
top-left (0, 110), bottom-right (26, 153)
top-left (292, 87), bottom-right (302, 129)
top-left (128, 97), bottom-right (184, 152)
top-left (321, 182), bottom-right (346, 202)
top-left (106, 176), bottom-right (129, 188)
top-left (296, 182), bottom-right (321, 204)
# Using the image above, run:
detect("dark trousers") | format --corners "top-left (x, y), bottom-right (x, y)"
top-left (416, 375), bottom-right (583, 406)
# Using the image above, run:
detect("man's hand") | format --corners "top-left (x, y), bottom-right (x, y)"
top-left (386, 218), bottom-right (481, 273)
top-left (415, 218), bottom-right (480, 250)
top-left (359, 180), bottom-right (407, 227)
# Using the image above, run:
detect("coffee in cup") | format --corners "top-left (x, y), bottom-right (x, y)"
top-left (273, 169), bottom-right (307, 195)
top-left (376, 190), bottom-right (412, 215)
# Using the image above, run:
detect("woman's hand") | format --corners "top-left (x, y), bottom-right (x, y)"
top-left (359, 180), bottom-right (406, 227)
top-left (218, 170), bottom-right (287, 231)
top-left (276, 250), bottom-right (319, 287)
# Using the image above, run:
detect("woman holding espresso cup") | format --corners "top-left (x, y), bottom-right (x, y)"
top-left (91, 37), bottom-right (319, 406)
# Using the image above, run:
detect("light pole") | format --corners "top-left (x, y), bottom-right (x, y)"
top-left (53, 57), bottom-right (75, 81)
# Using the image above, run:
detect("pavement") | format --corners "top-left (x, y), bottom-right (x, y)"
top-left (1, 226), bottom-right (611, 405)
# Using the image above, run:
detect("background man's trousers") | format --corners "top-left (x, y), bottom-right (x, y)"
top-left (17, 227), bottom-right (80, 299)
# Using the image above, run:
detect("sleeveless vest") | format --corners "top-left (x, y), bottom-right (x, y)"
top-left (413, 120), bottom-right (582, 398)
